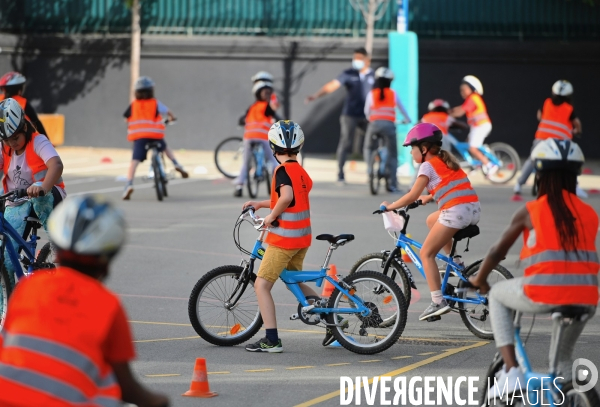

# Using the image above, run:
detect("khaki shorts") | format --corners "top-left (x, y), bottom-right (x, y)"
top-left (257, 245), bottom-right (309, 283)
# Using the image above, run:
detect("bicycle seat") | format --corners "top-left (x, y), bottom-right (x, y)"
top-left (550, 305), bottom-right (594, 318)
top-left (454, 225), bottom-right (480, 242)
top-left (24, 216), bottom-right (43, 228)
top-left (144, 141), bottom-right (162, 150)
top-left (316, 234), bottom-right (355, 245)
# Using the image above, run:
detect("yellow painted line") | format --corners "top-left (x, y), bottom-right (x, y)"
top-left (145, 374), bottom-right (181, 377)
top-left (294, 341), bottom-right (489, 407)
top-left (418, 352), bottom-right (436, 356)
top-left (359, 360), bottom-right (381, 363)
top-left (208, 371), bottom-right (230, 375)
top-left (246, 369), bottom-right (275, 372)
top-left (391, 356), bottom-right (412, 360)
top-left (326, 363), bottom-right (351, 367)
top-left (286, 366), bottom-right (315, 370)
top-left (134, 336), bottom-right (200, 343)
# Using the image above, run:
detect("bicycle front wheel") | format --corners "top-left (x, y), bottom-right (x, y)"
top-left (0, 265), bottom-right (12, 329)
top-left (369, 151), bottom-right (381, 195)
top-left (159, 157), bottom-right (168, 198)
top-left (215, 136), bottom-right (244, 179)
top-left (458, 261), bottom-right (513, 340)
top-left (486, 142), bottom-right (520, 184)
top-left (246, 152), bottom-right (259, 199)
top-left (152, 155), bottom-right (163, 201)
top-left (188, 265), bottom-right (263, 346)
top-left (326, 270), bottom-right (407, 354)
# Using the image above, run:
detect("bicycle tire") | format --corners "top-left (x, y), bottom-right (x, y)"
top-left (152, 154), bottom-right (163, 201)
top-left (369, 151), bottom-right (381, 195)
top-left (478, 353), bottom-right (504, 406)
top-left (159, 156), bottom-right (168, 198)
top-left (263, 164), bottom-right (271, 196)
top-left (561, 381), bottom-right (600, 406)
top-left (0, 264), bottom-right (13, 330)
top-left (486, 142), bottom-right (520, 184)
top-left (349, 252), bottom-right (412, 306)
top-left (215, 136), bottom-right (244, 179)
top-left (188, 265), bottom-right (263, 346)
top-left (457, 260), bottom-right (513, 340)
top-left (37, 242), bottom-right (58, 266)
top-left (326, 270), bottom-right (407, 355)
top-left (246, 152), bottom-right (259, 199)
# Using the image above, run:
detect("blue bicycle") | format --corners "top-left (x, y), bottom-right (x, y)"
top-left (480, 308), bottom-right (600, 406)
top-left (0, 189), bottom-right (56, 328)
top-left (351, 200), bottom-right (513, 339)
top-left (188, 207), bottom-right (408, 354)
top-left (446, 134), bottom-right (520, 184)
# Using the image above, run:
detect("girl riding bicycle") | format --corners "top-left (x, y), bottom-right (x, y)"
top-left (380, 123), bottom-right (480, 321)
top-left (0, 98), bottom-right (65, 285)
top-left (469, 138), bottom-right (599, 399)
top-left (363, 67), bottom-right (411, 193)
top-left (0, 71), bottom-right (48, 137)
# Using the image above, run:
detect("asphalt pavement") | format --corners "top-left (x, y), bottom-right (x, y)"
top-left (57, 148), bottom-right (600, 407)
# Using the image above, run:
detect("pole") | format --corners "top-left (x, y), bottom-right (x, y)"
top-left (397, 0), bottom-right (408, 33)
top-left (130, 0), bottom-right (141, 102)
top-left (365, 0), bottom-right (375, 55)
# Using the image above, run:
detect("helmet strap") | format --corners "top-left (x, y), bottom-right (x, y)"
top-left (272, 152), bottom-right (281, 164)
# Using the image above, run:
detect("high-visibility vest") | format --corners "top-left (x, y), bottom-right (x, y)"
top-left (0, 267), bottom-right (123, 407)
top-left (369, 89), bottom-right (396, 122)
top-left (422, 112), bottom-right (450, 135)
top-left (463, 93), bottom-right (490, 127)
top-left (126, 99), bottom-right (165, 141)
top-left (521, 192), bottom-right (599, 305)
top-left (244, 101), bottom-right (273, 140)
top-left (427, 156), bottom-right (478, 210)
top-left (2, 132), bottom-right (65, 193)
top-left (0, 95), bottom-right (31, 123)
top-left (534, 98), bottom-right (574, 140)
top-left (265, 161), bottom-right (313, 249)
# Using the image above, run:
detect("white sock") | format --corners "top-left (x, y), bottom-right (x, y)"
top-left (431, 290), bottom-right (443, 305)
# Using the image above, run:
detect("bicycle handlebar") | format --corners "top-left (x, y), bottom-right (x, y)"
top-left (241, 206), bottom-right (279, 228)
top-left (0, 189), bottom-right (44, 201)
top-left (373, 199), bottom-right (422, 215)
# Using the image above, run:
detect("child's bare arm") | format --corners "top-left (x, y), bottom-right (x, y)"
top-left (572, 118), bottom-right (582, 135)
top-left (382, 176), bottom-right (428, 211)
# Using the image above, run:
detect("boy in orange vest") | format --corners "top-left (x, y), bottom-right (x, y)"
top-left (0, 71), bottom-right (48, 137)
top-left (513, 80), bottom-right (584, 198)
top-left (241, 120), bottom-right (320, 352)
top-left (234, 81), bottom-right (279, 197)
top-left (122, 76), bottom-right (188, 200)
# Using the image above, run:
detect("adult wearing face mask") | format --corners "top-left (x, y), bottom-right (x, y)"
top-left (305, 47), bottom-right (374, 184)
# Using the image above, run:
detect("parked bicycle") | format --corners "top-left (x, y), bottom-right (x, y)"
top-left (351, 200), bottom-right (513, 339)
top-left (188, 207), bottom-right (407, 354)
top-left (0, 189), bottom-right (56, 328)
top-left (479, 308), bottom-right (600, 406)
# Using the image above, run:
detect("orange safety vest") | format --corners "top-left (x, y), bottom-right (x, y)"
top-left (422, 112), bottom-right (450, 135)
top-left (0, 267), bottom-right (123, 407)
top-left (2, 132), bottom-right (65, 193)
top-left (521, 192), bottom-right (599, 305)
top-left (126, 99), bottom-right (165, 141)
top-left (534, 98), bottom-right (574, 140)
top-left (265, 161), bottom-right (313, 249)
top-left (369, 89), bottom-right (396, 122)
top-left (462, 93), bottom-right (490, 127)
top-left (244, 101), bottom-right (273, 140)
top-left (427, 156), bottom-right (478, 210)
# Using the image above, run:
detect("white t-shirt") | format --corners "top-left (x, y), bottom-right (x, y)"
top-left (0, 135), bottom-right (66, 205)
top-left (417, 161), bottom-right (442, 193)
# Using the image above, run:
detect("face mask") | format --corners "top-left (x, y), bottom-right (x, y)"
top-left (352, 59), bottom-right (365, 70)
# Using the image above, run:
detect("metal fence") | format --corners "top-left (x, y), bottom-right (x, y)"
top-left (2, 0), bottom-right (599, 40)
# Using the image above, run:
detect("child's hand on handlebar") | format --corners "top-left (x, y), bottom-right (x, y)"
top-left (263, 214), bottom-right (277, 228)
top-left (418, 195), bottom-right (433, 205)
top-left (379, 201), bottom-right (390, 211)
top-left (243, 201), bottom-right (261, 210)
top-left (27, 185), bottom-right (46, 198)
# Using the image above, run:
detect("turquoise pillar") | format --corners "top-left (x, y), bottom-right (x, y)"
top-left (388, 31), bottom-right (418, 176)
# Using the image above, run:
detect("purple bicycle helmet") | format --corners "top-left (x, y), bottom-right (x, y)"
top-left (402, 123), bottom-right (443, 147)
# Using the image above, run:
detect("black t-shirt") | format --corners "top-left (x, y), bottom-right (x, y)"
top-left (274, 161), bottom-right (297, 208)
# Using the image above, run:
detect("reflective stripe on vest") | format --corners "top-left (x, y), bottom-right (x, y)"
top-left (432, 178), bottom-right (470, 202)
top-left (369, 89), bottom-right (396, 122)
top-left (244, 101), bottom-right (273, 140)
top-left (521, 250), bottom-right (600, 268)
top-left (269, 226), bottom-right (312, 238)
top-left (437, 189), bottom-right (478, 209)
top-left (464, 94), bottom-right (490, 126)
top-left (422, 112), bottom-right (450, 135)
top-left (428, 157), bottom-right (478, 210)
top-left (279, 210), bottom-right (311, 221)
top-left (535, 99), bottom-right (573, 140)
top-left (526, 274), bottom-right (599, 286)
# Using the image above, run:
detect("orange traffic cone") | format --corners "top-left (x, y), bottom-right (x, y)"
top-left (349, 161), bottom-right (356, 171)
top-left (182, 358), bottom-right (218, 398)
top-left (402, 234), bottom-right (412, 263)
top-left (321, 264), bottom-right (338, 297)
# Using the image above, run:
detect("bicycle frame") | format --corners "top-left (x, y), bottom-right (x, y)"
top-left (251, 143), bottom-right (265, 176)
top-left (446, 134), bottom-right (501, 168)
top-left (0, 215), bottom-right (38, 281)
top-left (152, 148), bottom-right (167, 179)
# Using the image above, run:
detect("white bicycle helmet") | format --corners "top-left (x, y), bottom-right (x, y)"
top-left (268, 120), bottom-right (304, 154)
top-left (531, 138), bottom-right (584, 174)
top-left (252, 80), bottom-right (273, 96)
top-left (0, 71), bottom-right (26, 87)
top-left (251, 71), bottom-right (274, 83)
top-left (427, 99), bottom-right (450, 111)
top-left (375, 67), bottom-right (394, 80)
top-left (0, 98), bottom-right (26, 140)
top-left (48, 195), bottom-right (126, 258)
top-left (552, 80), bottom-right (573, 97)
top-left (135, 76), bottom-right (155, 91)
top-left (462, 75), bottom-right (484, 95)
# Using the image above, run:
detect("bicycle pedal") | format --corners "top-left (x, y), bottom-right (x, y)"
top-left (290, 313), bottom-right (299, 321)
top-left (426, 315), bottom-right (442, 322)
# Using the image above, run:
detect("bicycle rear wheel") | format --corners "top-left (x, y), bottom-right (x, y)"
top-left (152, 155), bottom-right (163, 201)
top-left (37, 242), bottom-right (58, 266)
top-left (326, 270), bottom-right (407, 354)
top-left (369, 151), bottom-right (381, 195)
top-left (246, 152), bottom-right (259, 199)
top-left (159, 156), bottom-right (168, 198)
top-left (458, 261), bottom-right (513, 340)
top-left (485, 142), bottom-right (520, 184)
top-left (0, 265), bottom-right (12, 329)
top-left (215, 136), bottom-right (244, 179)
top-left (188, 265), bottom-right (263, 346)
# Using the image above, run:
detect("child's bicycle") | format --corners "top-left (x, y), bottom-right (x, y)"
top-left (351, 200), bottom-right (513, 339)
top-left (446, 133), bottom-right (520, 184)
top-left (187, 207), bottom-right (408, 354)
top-left (367, 132), bottom-right (390, 195)
top-left (479, 308), bottom-right (600, 406)
top-left (0, 189), bottom-right (56, 328)
top-left (143, 119), bottom-right (177, 202)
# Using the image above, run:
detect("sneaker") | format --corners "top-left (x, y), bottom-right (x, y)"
top-left (576, 186), bottom-right (588, 199)
top-left (234, 186), bottom-right (243, 197)
top-left (336, 178), bottom-right (346, 186)
top-left (245, 337), bottom-right (283, 353)
top-left (419, 300), bottom-right (451, 321)
top-left (513, 184), bottom-right (521, 194)
top-left (175, 164), bottom-right (189, 178)
top-left (323, 316), bottom-right (349, 346)
top-left (122, 184), bottom-right (134, 200)
top-left (489, 365), bottom-right (525, 400)
top-left (486, 163), bottom-right (499, 176)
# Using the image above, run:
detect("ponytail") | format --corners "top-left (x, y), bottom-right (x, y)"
top-left (374, 78), bottom-right (391, 101)
top-left (420, 141), bottom-right (460, 171)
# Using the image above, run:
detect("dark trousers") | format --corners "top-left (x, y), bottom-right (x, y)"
top-left (337, 115), bottom-right (368, 180)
